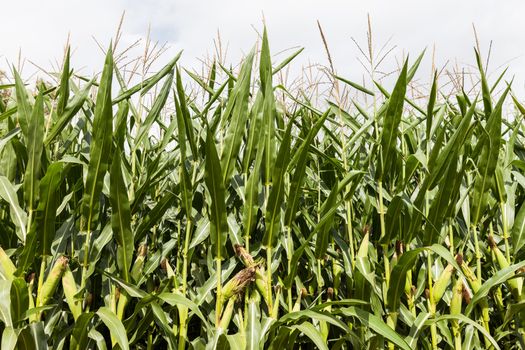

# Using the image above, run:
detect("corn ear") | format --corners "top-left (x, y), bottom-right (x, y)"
top-left (218, 298), bottom-right (236, 331)
top-left (130, 244), bottom-right (147, 282)
top-left (222, 266), bottom-right (256, 302)
top-left (62, 265), bottom-right (81, 320)
top-left (37, 256), bottom-right (68, 307)
top-left (332, 259), bottom-right (343, 296)
top-left (432, 263), bottom-right (454, 302)
top-left (293, 288), bottom-right (306, 312)
top-left (489, 235), bottom-right (521, 297)
top-left (450, 278), bottom-right (463, 315)
top-left (271, 285), bottom-right (281, 318)
top-left (457, 254), bottom-right (481, 293)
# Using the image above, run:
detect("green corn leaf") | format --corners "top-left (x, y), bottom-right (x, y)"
top-left (9, 278), bottom-right (28, 327)
top-left (175, 68), bottom-right (198, 159)
top-left (285, 111), bottom-right (330, 227)
top-left (13, 69), bottom-right (32, 139)
top-left (44, 78), bottom-right (94, 146)
top-left (290, 322), bottom-right (329, 350)
top-left (426, 70), bottom-right (437, 141)
top-left (70, 312), bottom-right (95, 350)
top-left (96, 307), bottom-right (129, 350)
top-left (465, 260), bottom-right (525, 317)
top-left (23, 92), bottom-right (44, 211)
top-left (475, 48), bottom-right (492, 117)
top-left (334, 75), bottom-right (375, 96)
top-left (34, 162), bottom-right (66, 255)
top-left (263, 120), bottom-right (293, 248)
top-left (134, 71), bottom-right (173, 148)
top-left (387, 248), bottom-right (421, 311)
top-left (471, 86), bottom-right (509, 225)
top-left (426, 314), bottom-right (500, 350)
top-left (110, 150), bottom-right (133, 282)
top-left (134, 192), bottom-right (176, 243)
top-left (220, 48), bottom-right (255, 184)
top-left (512, 201), bottom-right (525, 254)
top-left (314, 179), bottom-right (339, 259)
top-left (0, 175), bottom-right (27, 242)
top-left (56, 47), bottom-right (70, 117)
top-left (377, 59), bottom-right (408, 180)
top-left (80, 46), bottom-right (114, 233)
top-left (205, 130), bottom-right (228, 260)
top-left (337, 307), bottom-right (412, 350)
top-left (112, 51), bottom-right (181, 104)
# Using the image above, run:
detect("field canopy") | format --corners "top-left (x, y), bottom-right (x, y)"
top-left (0, 28), bottom-right (524, 349)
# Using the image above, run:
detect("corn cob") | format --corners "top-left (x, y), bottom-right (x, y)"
top-left (222, 266), bottom-right (257, 302)
top-left (131, 244), bottom-right (147, 283)
top-left (36, 256), bottom-right (68, 307)
top-left (218, 298), bottom-right (236, 331)
top-left (293, 288), bottom-right (307, 312)
top-left (489, 235), bottom-right (522, 299)
top-left (62, 265), bottom-right (81, 320)
top-left (432, 263), bottom-right (454, 302)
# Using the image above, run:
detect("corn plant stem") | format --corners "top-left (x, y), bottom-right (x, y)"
top-left (175, 221), bottom-right (181, 290)
top-left (266, 246), bottom-right (273, 312)
top-left (339, 104), bottom-right (355, 268)
top-left (182, 219), bottom-right (192, 294)
top-left (80, 220), bottom-right (92, 293)
top-left (263, 181), bottom-right (273, 312)
top-left (147, 333), bottom-right (153, 350)
top-left (317, 259), bottom-right (323, 291)
top-left (379, 180), bottom-right (395, 349)
top-left (215, 257), bottom-right (222, 327)
top-left (453, 320), bottom-right (461, 350)
top-left (501, 202), bottom-right (511, 263)
top-left (345, 201), bottom-right (355, 269)
top-left (427, 252), bottom-right (438, 350)
top-left (286, 226), bottom-right (293, 312)
top-left (36, 257), bottom-right (46, 320)
top-left (407, 269), bottom-right (416, 317)
top-left (244, 173), bottom-right (250, 252)
top-left (471, 224), bottom-right (482, 281)
top-left (449, 221), bottom-right (454, 254)
top-left (179, 219), bottom-right (192, 350)
top-left (378, 181), bottom-right (390, 288)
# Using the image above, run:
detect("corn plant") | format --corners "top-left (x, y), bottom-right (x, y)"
top-left (0, 27), bottom-right (524, 350)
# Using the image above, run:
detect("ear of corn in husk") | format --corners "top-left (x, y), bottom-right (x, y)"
top-left (293, 288), bottom-right (306, 312)
top-left (218, 298), bottom-right (236, 331)
top-left (234, 244), bottom-right (255, 267)
top-left (489, 235), bottom-right (522, 298)
top-left (62, 265), bottom-right (81, 320)
top-left (320, 287), bottom-right (334, 342)
top-left (222, 266), bottom-right (257, 303)
top-left (131, 244), bottom-right (147, 283)
top-left (271, 285), bottom-right (281, 319)
top-left (332, 258), bottom-right (343, 296)
top-left (36, 256), bottom-right (68, 307)
top-left (432, 263), bottom-right (454, 302)
top-left (456, 254), bottom-right (490, 337)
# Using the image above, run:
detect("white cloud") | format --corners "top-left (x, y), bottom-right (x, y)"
top-left (1, 0), bottom-right (524, 93)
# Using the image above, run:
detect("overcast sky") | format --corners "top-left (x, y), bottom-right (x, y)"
top-left (2, 0), bottom-right (525, 95)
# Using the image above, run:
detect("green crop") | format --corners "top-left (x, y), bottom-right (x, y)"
top-left (0, 26), bottom-right (524, 349)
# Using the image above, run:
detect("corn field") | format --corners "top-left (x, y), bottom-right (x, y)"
top-left (0, 27), bottom-right (525, 349)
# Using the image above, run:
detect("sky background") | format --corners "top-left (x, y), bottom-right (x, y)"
top-left (1, 0), bottom-right (525, 96)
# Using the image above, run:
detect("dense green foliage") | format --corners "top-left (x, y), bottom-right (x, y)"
top-left (0, 28), bottom-right (525, 349)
